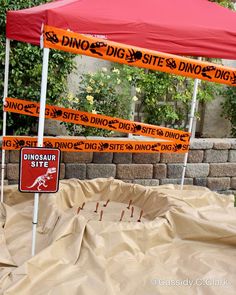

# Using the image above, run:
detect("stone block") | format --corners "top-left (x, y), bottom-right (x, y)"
top-left (133, 179), bottom-right (159, 186)
top-left (1, 165), bottom-right (7, 179)
top-left (167, 164), bottom-right (183, 178)
top-left (0, 150), bottom-right (9, 163)
top-left (93, 152), bottom-right (113, 163)
top-left (231, 141), bottom-right (236, 149)
top-left (231, 177), bottom-right (236, 189)
top-left (190, 139), bottom-right (213, 150)
top-left (113, 153), bottom-right (132, 164)
top-left (120, 179), bottom-right (133, 183)
top-left (160, 153), bottom-right (185, 163)
top-left (167, 164), bottom-right (208, 178)
top-left (8, 180), bottom-right (18, 185)
top-left (59, 163), bottom-right (65, 179)
top-left (213, 142), bottom-right (231, 150)
top-left (207, 177), bottom-right (230, 191)
top-left (116, 164), bottom-right (153, 179)
top-left (160, 178), bottom-right (193, 185)
top-left (133, 153), bottom-right (160, 164)
top-left (187, 150), bottom-right (204, 163)
top-left (194, 178), bottom-right (207, 187)
top-left (204, 150), bottom-right (228, 163)
top-left (7, 163), bottom-right (19, 180)
top-left (63, 152), bottom-right (93, 163)
top-left (87, 164), bottom-right (116, 179)
top-left (153, 164), bottom-right (167, 179)
top-left (65, 163), bottom-right (86, 179)
top-left (186, 163), bottom-right (209, 178)
top-left (9, 150), bottom-right (20, 163)
top-left (210, 163), bottom-right (236, 177)
top-left (228, 150), bottom-right (236, 162)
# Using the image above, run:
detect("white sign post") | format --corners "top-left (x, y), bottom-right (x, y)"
top-left (31, 47), bottom-right (50, 256)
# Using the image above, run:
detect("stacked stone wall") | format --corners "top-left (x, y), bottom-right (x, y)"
top-left (2, 138), bottom-right (236, 194)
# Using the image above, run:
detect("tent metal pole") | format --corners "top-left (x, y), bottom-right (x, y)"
top-left (128, 86), bottom-right (136, 139)
top-left (180, 57), bottom-right (202, 190)
top-left (32, 47), bottom-right (50, 256)
top-left (1, 39), bottom-right (10, 203)
top-left (191, 99), bottom-right (199, 139)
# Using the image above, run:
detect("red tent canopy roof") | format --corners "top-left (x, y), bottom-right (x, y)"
top-left (6, 0), bottom-right (236, 59)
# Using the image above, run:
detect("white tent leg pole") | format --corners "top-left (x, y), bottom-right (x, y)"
top-left (32, 47), bottom-right (50, 256)
top-left (180, 57), bottom-right (202, 189)
top-left (128, 86), bottom-right (136, 139)
top-left (191, 99), bottom-right (199, 139)
top-left (1, 39), bottom-right (10, 203)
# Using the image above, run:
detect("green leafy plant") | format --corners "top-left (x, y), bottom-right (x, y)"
top-left (210, 0), bottom-right (235, 9)
top-left (136, 70), bottom-right (223, 129)
top-left (210, 1), bottom-right (236, 136)
top-left (60, 66), bottom-right (134, 136)
top-left (61, 61), bottom-right (224, 136)
top-left (221, 86), bottom-right (236, 136)
top-left (0, 0), bottom-right (75, 135)
top-left (107, 64), bottom-right (223, 130)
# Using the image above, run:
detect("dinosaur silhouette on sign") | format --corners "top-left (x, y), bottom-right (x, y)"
top-left (27, 167), bottom-right (57, 191)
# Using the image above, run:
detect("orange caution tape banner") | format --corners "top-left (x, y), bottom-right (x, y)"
top-left (4, 97), bottom-right (190, 144)
top-left (2, 136), bottom-right (189, 154)
top-left (44, 25), bottom-right (236, 87)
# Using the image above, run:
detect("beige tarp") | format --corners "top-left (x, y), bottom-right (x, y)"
top-left (0, 178), bottom-right (236, 295)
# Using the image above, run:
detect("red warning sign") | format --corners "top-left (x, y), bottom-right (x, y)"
top-left (19, 147), bottom-right (60, 193)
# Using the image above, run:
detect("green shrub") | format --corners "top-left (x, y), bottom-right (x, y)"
top-left (215, 1), bottom-right (236, 137)
top-left (221, 86), bottom-right (236, 136)
top-left (61, 61), bottom-right (225, 136)
top-left (102, 64), bottom-right (223, 131)
top-left (210, 0), bottom-right (235, 9)
top-left (0, 0), bottom-right (75, 135)
top-left (134, 70), bottom-right (223, 129)
top-left (60, 66), bottom-right (134, 136)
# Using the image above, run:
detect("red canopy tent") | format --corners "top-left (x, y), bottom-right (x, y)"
top-left (6, 0), bottom-right (236, 59)
top-left (2, 0), bottom-right (236, 255)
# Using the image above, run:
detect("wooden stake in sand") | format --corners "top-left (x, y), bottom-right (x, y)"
top-left (130, 206), bottom-right (134, 218)
top-left (127, 200), bottom-right (132, 209)
top-left (99, 210), bottom-right (103, 221)
top-left (94, 202), bottom-right (99, 213)
top-left (103, 199), bottom-right (110, 207)
top-left (119, 210), bottom-right (125, 222)
top-left (137, 210), bottom-right (143, 222)
top-left (77, 207), bottom-right (81, 215)
top-left (81, 202), bottom-right (85, 210)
